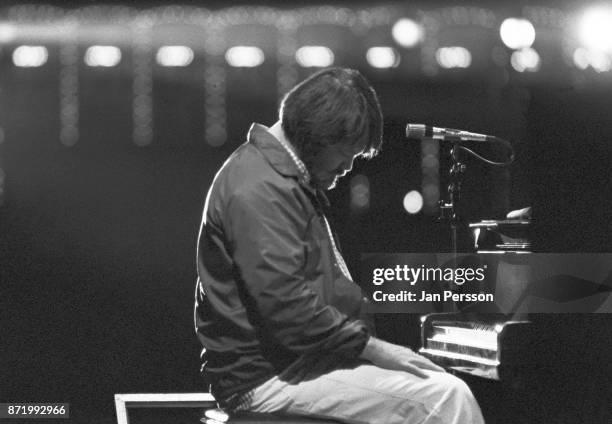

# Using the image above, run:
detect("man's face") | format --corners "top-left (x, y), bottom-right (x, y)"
top-left (309, 141), bottom-right (366, 190)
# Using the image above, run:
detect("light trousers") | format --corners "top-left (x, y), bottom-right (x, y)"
top-left (232, 355), bottom-right (485, 424)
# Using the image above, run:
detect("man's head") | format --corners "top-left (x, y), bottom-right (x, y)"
top-left (280, 67), bottom-right (383, 190)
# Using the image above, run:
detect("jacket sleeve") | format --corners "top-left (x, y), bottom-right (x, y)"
top-left (225, 181), bottom-right (369, 358)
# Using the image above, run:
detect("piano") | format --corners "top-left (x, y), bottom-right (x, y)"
top-left (419, 312), bottom-right (536, 383)
top-left (419, 218), bottom-right (536, 382)
top-left (417, 218), bottom-right (612, 423)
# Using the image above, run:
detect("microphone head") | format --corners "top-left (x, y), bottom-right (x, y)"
top-left (406, 124), bottom-right (427, 139)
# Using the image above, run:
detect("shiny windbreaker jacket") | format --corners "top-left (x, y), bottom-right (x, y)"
top-left (194, 124), bottom-right (370, 401)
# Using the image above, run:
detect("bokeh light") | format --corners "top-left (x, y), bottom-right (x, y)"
top-left (295, 46), bottom-right (334, 67)
top-left (577, 5), bottom-right (612, 53)
top-left (435, 47), bottom-right (472, 68)
top-left (403, 190), bottom-right (423, 214)
top-left (366, 47), bottom-right (400, 69)
top-left (350, 174), bottom-right (370, 210)
top-left (510, 47), bottom-right (541, 72)
top-left (500, 18), bottom-right (536, 50)
top-left (392, 18), bottom-right (424, 48)
top-left (0, 23), bottom-right (16, 43)
top-left (225, 46), bottom-right (265, 68)
top-left (12, 45), bottom-right (48, 67)
top-left (84, 46), bottom-right (122, 67)
top-left (156, 46), bottom-right (194, 67)
top-left (573, 48), bottom-right (612, 73)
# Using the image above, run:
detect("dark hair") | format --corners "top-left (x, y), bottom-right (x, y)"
top-left (280, 67), bottom-right (383, 168)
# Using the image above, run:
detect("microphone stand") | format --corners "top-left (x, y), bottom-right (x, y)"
top-left (439, 138), bottom-right (466, 312)
top-left (408, 125), bottom-right (514, 311)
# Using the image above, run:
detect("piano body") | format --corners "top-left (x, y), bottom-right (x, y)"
top-left (416, 219), bottom-right (612, 423)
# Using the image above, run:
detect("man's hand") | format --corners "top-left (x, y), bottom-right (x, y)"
top-left (359, 336), bottom-right (446, 378)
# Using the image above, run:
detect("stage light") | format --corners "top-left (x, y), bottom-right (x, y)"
top-left (578, 5), bottom-right (612, 53)
top-left (12, 45), bottom-right (48, 67)
top-left (0, 167), bottom-right (5, 206)
top-left (84, 46), bottom-right (121, 67)
top-left (435, 47), bottom-right (472, 69)
top-left (366, 47), bottom-right (400, 69)
top-left (350, 174), bottom-right (370, 209)
top-left (574, 48), bottom-right (612, 72)
top-left (422, 154), bottom-right (439, 169)
top-left (60, 127), bottom-right (79, 147)
top-left (421, 141), bottom-right (438, 156)
top-left (499, 18), bottom-right (536, 50)
top-left (295, 46), bottom-right (334, 68)
top-left (422, 183), bottom-right (440, 201)
top-left (510, 47), bottom-right (541, 72)
top-left (225, 46), bottom-right (265, 68)
top-left (0, 23), bottom-right (16, 43)
top-left (572, 48), bottom-right (590, 70)
top-left (589, 54), bottom-right (612, 73)
top-left (156, 46), bottom-right (194, 67)
top-left (392, 18), bottom-right (423, 48)
top-left (403, 190), bottom-right (423, 214)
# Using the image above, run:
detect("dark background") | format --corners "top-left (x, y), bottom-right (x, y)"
top-left (1, 1), bottom-right (611, 423)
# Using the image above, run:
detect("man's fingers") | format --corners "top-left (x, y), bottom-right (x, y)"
top-left (402, 363), bottom-right (429, 378)
top-left (416, 359), bottom-right (446, 373)
top-left (408, 355), bottom-right (447, 373)
top-left (424, 362), bottom-right (446, 373)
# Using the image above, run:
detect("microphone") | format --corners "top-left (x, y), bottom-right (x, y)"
top-left (406, 124), bottom-right (496, 142)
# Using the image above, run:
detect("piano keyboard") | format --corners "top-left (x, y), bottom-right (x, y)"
top-left (419, 314), bottom-right (531, 380)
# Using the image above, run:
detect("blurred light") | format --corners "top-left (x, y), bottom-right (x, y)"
top-left (12, 46), bottom-right (48, 67)
top-left (573, 46), bottom-right (612, 73)
top-left (421, 141), bottom-right (438, 156)
top-left (422, 184), bottom-right (440, 199)
top-left (573, 47), bottom-right (590, 70)
top-left (0, 23), bottom-right (16, 43)
top-left (0, 168), bottom-right (5, 204)
top-left (499, 18), bottom-right (536, 50)
top-left (156, 45), bottom-right (194, 67)
top-left (435, 47), bottom-right (472, 68)
top-left (295, 46), bottom-right (334, 68)
top-left (392, 18), bottom-right (423, 48)
top-left (366, 47), bottom-right (400, 68)
top-left (84, 46), bottom-right (121, 67)
top-left (510, 47), bottom-right (541, 72)
top-left (422, 154), bottom-right (439, 169)
top-left (206, 124), bottom-right (226, 146)
top-left (225, 46), bottom-right (265, 68)
top-left (589, 52), bottom-right (612, 73)
top-left (421, 137), bottom-right (439, 215)
top-left (60, 127), bottom-right (79, 147)
top-left (578, 6), bottom-right (612, 53)
top-left (403, 190), bottom-right (423, 214)
top-left (350, 174), bottom-right (370, 209)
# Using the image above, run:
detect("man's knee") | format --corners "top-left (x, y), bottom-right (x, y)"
top-left (443, 373), bottom-right (476, 403)
top-left (420, 372), bottom-right (478, 409)
top-left (426, 373), bottom-right (483, 423)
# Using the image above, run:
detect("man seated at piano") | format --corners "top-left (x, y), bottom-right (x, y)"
top-left (194, 68), bottom-right (485, 424)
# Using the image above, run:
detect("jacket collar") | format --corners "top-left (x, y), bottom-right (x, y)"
top-left (247, 123), bottom-right (330, 208)
top-left (247, 123), bottom-right (308, 181)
